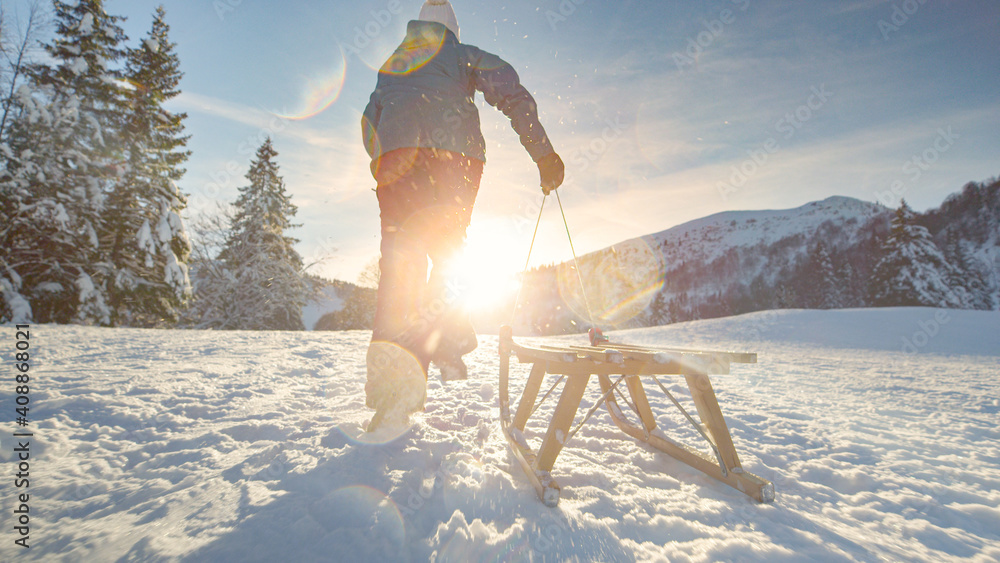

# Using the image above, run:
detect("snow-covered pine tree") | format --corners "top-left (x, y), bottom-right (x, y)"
top-left (0, 0), bottom-right (128, 324)
top-left (105, 6), bottom-right (191, 326)
top-left (839, 262), bottom-right (860, 308)
top-left (943, 230), bottom-right (994, 310)
top-left (181, 204), bottom-right (236, 328)
top-left (207, 138), bottom-right (306, 330)
top-left (0, 1), bottom-right (48, 145)
top-left (805, 241), bottom-right (842, 309)
top-left (1, 86), bottom-right (79, 323)
top-left (869, 200), bottom-right (966, 308)
top-left (645, 288), bottom-right (670, 326)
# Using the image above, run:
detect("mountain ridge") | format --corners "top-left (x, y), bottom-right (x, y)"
top-left (620, 195), bottom-right (888, 269)
top-left (503, 179), bottom-right (999, 335)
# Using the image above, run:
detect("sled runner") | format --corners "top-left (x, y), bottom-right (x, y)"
top-left (498, 325), bottom-right (774, 507)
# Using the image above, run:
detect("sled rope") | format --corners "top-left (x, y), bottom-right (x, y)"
top-left (652, 375), bottom-right (728, 476)
top-left (510, 196), bottom-right (547, 326)
top-left (509, 191), bottom-right (599, 331)
top-left (555, 189), bottom-right (597, 329)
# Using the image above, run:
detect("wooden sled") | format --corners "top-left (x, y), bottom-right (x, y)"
top-left (498, 326), bottom-right (775, 507)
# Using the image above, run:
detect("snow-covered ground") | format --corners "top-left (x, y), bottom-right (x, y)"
top-left (2, 308), bottom-right (998, 561)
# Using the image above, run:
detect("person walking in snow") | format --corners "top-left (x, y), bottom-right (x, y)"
top-left (362, 0), bottom-right (564, 430)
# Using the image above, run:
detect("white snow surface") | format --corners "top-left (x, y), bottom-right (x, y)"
top-left (2, 308), bottom-right (999, 561)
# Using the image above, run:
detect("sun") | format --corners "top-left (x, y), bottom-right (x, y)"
top-left (443, 221), bottom-right (523, 313)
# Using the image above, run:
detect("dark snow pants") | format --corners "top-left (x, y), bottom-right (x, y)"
top-left (371, 147), bottom-right (484, 374)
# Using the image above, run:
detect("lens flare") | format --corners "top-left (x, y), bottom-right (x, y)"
top-left (316, 486), bottom-right (405, 551)
top-left (557, 237), bottom-right (665, 328)
top-left (380, 24), bottom-right (446, 75)
top-left (277, 49), bottom-right (347, 121)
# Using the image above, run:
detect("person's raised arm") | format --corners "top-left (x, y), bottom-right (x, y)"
top-left (469, 48), bottom-right (564, 193)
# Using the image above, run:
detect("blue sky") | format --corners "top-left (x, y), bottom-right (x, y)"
top-left (13, 0), bottom-right (999, 283)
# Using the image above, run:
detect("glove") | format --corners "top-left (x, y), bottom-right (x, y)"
top-left (537, 152), bottom-right (565, 195)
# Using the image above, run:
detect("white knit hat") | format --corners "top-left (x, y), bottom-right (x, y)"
top-left (418, 0), bottom-right (460, 41)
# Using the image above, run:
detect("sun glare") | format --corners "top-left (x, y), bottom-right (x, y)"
top-left (444, 222), bottom-right (523, 312)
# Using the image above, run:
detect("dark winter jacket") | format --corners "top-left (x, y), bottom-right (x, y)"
top-left (362, 20), bottom-right (554, 164)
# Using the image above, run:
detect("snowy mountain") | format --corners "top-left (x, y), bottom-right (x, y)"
top-left (508, 195), bottom-right (892, 334)
top-left (507, 181), bottom-right (1000, 335)
top-left (641, 195), bottom-right (887, 270)
top-left (5, 308), bottom-right (998, 560)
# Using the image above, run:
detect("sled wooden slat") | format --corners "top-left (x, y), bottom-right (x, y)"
top-left (551, 343), bottom-right (757, 366)
top-left (499, 326), bottom-right (774, 507)
top-left (625, 375), bottom-right (657, 433)
top-left (500, 329), bottom-right (560, 506)
top-left (536, 373), bottom-right (590, 472)
top-left (512, 363), bottom-right (546, 432)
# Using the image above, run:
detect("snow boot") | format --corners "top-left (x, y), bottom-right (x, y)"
top-left (365, 341), bottom-right (427, 432)
top-left (430, 325), bottom-right (476, 382)
top-left (434, 355), bottom-right (468, 382)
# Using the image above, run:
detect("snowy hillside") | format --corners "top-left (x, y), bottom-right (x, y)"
top-left (301, 284), bottom-right (343, 331)
top-left (640, 196), bottom-right (886, 269)
top-left (3, 308), bottom-right (999, 561)
top-left (508, 186), bottom-right (999, 335)
top-left (510, 196), bottom-right (893, 333)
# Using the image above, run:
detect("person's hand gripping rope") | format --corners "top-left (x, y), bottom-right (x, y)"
top-left (537, 152), bottom-right (565, 195)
